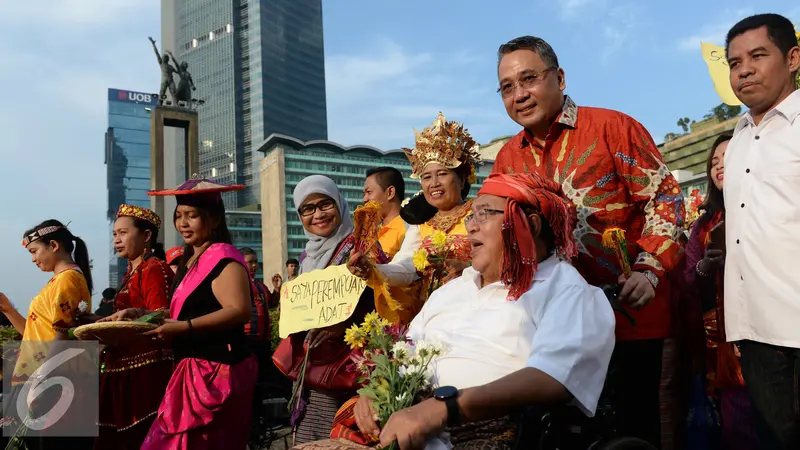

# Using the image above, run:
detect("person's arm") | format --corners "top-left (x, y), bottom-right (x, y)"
top-left (0, 294), bottom-right (27, 335)
top-left (375, 225), bottom-right (422, 286)
top-left (146, 261), bottom-right (251, 338)
top-left (191, 261), bottom-right (252, 331)
top-left (612, 115), bottom-right (685, 284)
top-left (149, 37), bottom-right (162, 63)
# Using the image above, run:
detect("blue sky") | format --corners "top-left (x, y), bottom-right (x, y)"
top-left (0, 0), bottom-right (798, 313)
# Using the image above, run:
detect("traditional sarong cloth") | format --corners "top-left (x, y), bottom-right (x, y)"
top-left (141, 243), bottom-right (257, 450)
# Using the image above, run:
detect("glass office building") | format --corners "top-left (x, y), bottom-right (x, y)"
top-left (257, 135), bottom-right (490, 273)
top-left (226, 210), bottom-right (264, 280)
top-left (105, 88), bottom-right (159, 288)
top-left (162, 0), bottom-right (327, 208)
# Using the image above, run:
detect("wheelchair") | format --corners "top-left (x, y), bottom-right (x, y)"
top-left (512, 284), bottom-right (658, 450)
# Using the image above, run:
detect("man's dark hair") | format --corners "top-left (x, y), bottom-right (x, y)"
top-left (102, 288), bottom-right (116, 299)
top-left (726, 14), bottom-right (798, 58)
top-left (497, 36), bottom-right (560, 68)
top-left (366, 167), bottom-right (405, 204)
top-left (239, 247), bottom-right (257, 258)
top-left (286, 258), bottom-right (299, 266)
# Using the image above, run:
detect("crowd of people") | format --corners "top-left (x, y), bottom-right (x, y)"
top-left (0, 12), bottom-right (797, 450)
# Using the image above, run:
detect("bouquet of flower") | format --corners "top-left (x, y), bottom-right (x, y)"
top-left (412, 230), bottom-right (454, 296)
top-left (345, 312), bottom-right (444, 450)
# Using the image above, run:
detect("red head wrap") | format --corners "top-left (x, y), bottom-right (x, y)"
top-left (477, 173), bottom-right (578, 301)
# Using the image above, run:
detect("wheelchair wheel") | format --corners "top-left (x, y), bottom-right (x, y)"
top-left (588, 436), bottom-right (659, 450)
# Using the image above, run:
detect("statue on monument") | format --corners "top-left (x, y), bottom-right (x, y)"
top-left (165, 50), bottom-right (196, 104)
top-left (148, 36), bottom-right (177, 105)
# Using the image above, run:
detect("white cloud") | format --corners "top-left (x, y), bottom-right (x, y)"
top-left (678, 8), bottom-right (755, 50)
top-left (325, 40), bottom-right (511, 150)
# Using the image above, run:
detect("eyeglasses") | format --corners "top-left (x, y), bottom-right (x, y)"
top-left (497, 67), bottom-right (557, 98)
top-left (298, 199), bottom-right (336, 217)
top-left (465, 209), bottom-right (504, 226)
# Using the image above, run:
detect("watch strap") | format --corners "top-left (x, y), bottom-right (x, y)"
top-left (445, 396), bottom-right (461, 427)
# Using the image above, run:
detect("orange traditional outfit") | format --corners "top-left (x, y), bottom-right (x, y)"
top-left (327, 113), bottom-right (479, 447)
top-left (368, 113), bottom-right (480, 326)
top-left (96, 205), bottom-right (175, 450)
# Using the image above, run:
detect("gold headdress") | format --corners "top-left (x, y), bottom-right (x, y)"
top-left (117, 204), bottom-right (162, 229)
top-left (403, 112), bottom-right (481, 183)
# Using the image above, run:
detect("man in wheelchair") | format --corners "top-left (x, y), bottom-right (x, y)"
top-left (352, 173), bottom-right (617, 450)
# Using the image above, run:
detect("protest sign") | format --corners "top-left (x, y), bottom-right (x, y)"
top-left (278, 265), bottom-right (367, 338)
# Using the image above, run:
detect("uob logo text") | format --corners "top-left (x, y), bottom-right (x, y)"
top-left (128, 92), bottom-right (153, 103)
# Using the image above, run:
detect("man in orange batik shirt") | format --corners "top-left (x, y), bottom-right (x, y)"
top-left (492, 36), bottom-right (685, 449)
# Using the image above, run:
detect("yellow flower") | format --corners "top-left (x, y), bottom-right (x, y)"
top-left (375, 377), bottom-right (390, 398)
top-left (362, 311), bottom-right (388, 334)
top-left (430, 230), bottom-right (448, 249)
top-left (344, 324), bottom-right (366, 349)
top-left (412, 248), bottom-right (431, 271)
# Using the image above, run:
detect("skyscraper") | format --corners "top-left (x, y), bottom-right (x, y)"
top-left (161, 0), bottom-right (328, 208)
top-left (105, 88), bottom-right (159, 288)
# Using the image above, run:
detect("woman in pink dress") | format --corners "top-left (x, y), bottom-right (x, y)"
top-left (105, 177), bottom-right (257, 449)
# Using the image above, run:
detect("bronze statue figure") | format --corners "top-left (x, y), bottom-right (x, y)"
top-left (149, 36), bottom-right (177, 105)
top-left (166, 50), bottom-right (196, 104)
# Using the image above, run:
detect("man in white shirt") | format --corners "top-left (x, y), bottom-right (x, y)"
top-left (348, 172), bottom-right (615, 450)
top-left (723, 13), bottom-right (800, 450)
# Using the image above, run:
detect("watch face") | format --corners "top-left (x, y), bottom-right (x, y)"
top-left (434, 385), bottom-right (458, 400)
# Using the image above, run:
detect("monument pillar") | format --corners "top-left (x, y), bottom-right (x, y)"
top-left (150, 106), bottom-right (199, 249)
top-left (260, 148), bottom-right (288, 285)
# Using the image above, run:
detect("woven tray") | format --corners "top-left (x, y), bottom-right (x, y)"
top-left (73, 321), bottom-right (158, 347)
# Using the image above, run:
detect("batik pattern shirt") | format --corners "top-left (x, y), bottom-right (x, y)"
top-left (492, 96), bottom-right (685, 340)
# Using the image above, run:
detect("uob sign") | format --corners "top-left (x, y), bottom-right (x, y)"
top-left (128, 92), bottom-right (152, 103)
top-left (109, 88), bottom-right (157, 105)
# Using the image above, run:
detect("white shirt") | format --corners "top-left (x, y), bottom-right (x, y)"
top-left (724, 90), bottom-right (800, 347)
top-left (377, 224), bottom-right (421, 286)
top-left (408, 256), bottom-right (616, 416)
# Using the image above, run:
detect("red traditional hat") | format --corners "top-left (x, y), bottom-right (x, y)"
top-left (166, 246), bottom-right (184, 265)
top-left (117, 204), bottom-right (162, 228)
top-left (147, 174), bottom-right (245, 197)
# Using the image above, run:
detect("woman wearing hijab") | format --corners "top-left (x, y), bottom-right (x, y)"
top-left (288, 175), bottom-right (387, 444)
top-left (103, 177), bottom-right (257, 449)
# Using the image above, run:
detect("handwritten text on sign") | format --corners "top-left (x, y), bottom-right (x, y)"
top-left (278, 264), bottom-right (367, 338)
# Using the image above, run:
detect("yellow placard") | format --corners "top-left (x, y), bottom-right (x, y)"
top-left (700, 42), bottom-right (743, 106)
top-left (278, 264), bottom-right (367, 338)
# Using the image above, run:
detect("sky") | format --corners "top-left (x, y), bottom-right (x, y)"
top-left (0, 0), bottom-right (798, 313)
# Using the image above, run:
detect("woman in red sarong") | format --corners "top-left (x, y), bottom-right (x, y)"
top-left (105, 177), bottom-right (257, 450)
top-left (94, 204), bottom-right (175, 450)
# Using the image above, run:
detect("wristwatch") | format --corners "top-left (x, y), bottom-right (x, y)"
top-left (434, 386), bottom-right (461, 427)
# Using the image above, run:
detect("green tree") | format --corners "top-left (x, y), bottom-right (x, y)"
top-left (677, 117), bottom-right (691, 133)
top-left (664, 132), bottom-right (681, 142)
top-left (704, 103), bottom-right (742, 121)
